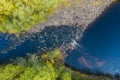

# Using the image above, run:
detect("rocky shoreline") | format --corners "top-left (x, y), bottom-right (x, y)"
top-left (27, 0), bottom-right (114, 34)
top-left (16, 0), bottom-right (115, 53)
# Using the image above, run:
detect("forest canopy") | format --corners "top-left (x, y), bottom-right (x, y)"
top-left (0, 50), bottom-right (111, 80)
top-left (0, 0), bottom-right (65, 34)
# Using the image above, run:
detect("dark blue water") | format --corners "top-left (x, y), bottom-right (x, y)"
top-left (0, 2), bottom-right (120, 75)
top-left (66, 2), bottom-right (120, 75)
top-left (0, 33), bottom-right (17, 51)
top-left (0, 25), bottom-right (81, 62)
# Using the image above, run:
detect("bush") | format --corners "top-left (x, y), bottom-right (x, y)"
top-left (0, 0), bottom-right (64, 34)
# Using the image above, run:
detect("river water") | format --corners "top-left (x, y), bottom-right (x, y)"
top-left (66, 2), bottom-right (120, 75)
top-left (0, 2), bottom-right (120, 75)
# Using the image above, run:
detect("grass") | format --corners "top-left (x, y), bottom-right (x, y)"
top-left (0, 0), bottom-right (67, 34)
